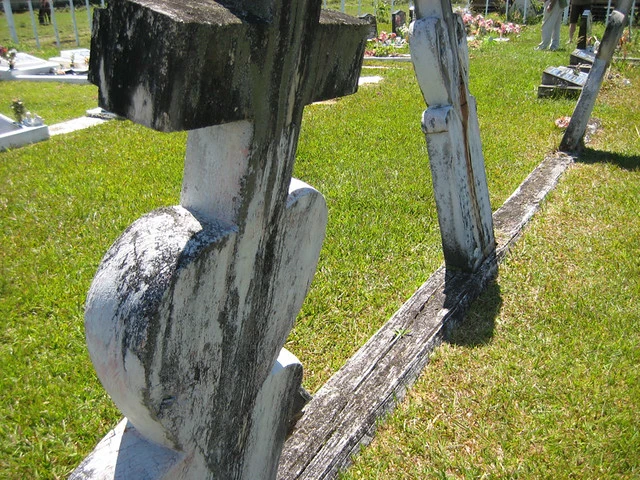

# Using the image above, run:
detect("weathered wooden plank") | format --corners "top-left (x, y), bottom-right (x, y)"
top-left (493, 152), bottom-right (575, 261)
top-left (279, 261), bottom-right (496, 479)
top-left (278, 151), bottom-right (576, 480)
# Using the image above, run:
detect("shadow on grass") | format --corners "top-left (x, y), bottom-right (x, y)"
top-left (577, 148), bottom-right (640, 171)
top-left (444, 281), bottom-right (502, 348)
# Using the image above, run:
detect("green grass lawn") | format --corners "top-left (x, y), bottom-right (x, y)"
top-left (1, 10), bottom-right (639, 480)
top-left (342, 155), bottom-right (640, 479)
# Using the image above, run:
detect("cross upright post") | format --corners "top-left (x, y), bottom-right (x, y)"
top-left (409, 0), bottom-right (496, 273)
top-left (71, 1), bottom-right (369, 478)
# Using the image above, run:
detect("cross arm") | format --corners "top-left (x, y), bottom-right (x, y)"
top-left (89, 0), bottom-right (369, 132)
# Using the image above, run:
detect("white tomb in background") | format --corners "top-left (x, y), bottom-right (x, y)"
top-left (0, 50), bottom-right (89, 84)
top-left (0, 112), bottom-right (50, 152)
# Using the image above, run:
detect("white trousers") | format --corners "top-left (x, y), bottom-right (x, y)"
top-left (539, 0), bottom-right (562, 50)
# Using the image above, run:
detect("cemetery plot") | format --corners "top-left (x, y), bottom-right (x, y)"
top-left (0, 49), bottom-right (90, 83)
top-left (0, 112), bottom-right (49, 151)
top-left (538, 66), bottom-right (589, 98)
top-left (570, 48), bottom-right (596, 66)
top-left (541, 66), bottom-right (589, 87)
top-left (0, 51), bottom-right (58, 80)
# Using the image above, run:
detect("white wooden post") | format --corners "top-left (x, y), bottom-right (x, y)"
top-left (26, 0), bottom-right (41, 49)
top-left (560, 0), bottom-right (634, 152)
top-left (70, 0), bottom-right (369, 478)
top-left (85, 0), bottom-right (92, 34)
top-left (630, 0), bottom-right (635, 40)
top-left (409, 0), bottom-right (496, 273)
top-left (68, 0), bottom-right (80, 46)
top-left (49, 0), bottom-right (60, 48)
top-left (2, 0), bottom-right (19, 43)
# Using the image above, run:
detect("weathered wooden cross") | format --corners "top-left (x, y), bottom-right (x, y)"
top-left (71, 1), bottom-right (368, 478)
top-left (409, 0), bottom-right (496, 273)
top-left (560, 0), bottom-right (634, 152)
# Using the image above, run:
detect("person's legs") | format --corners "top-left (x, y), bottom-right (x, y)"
top-left (538, 0), bottom-right (554, 49)
top-left (569, 22), bottom-right (576, 42)
top-left (550, 3), bottom-right (563, 49)
top-left (568, 4), bottom-right (585, 42)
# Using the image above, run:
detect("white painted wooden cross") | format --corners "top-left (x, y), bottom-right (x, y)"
top-left (409, 0), bottom-right (496, 273)
top-left (71, 1), bottom-right (368, 478)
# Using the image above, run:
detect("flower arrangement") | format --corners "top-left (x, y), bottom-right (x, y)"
top-left (10, 98), bottom-right (26, 123)
top-left (461, 13), bottom-right (522, 39)
top-left (0, 45), bottom-right (18, 69)
top-left (365, 31), bottom-right (408, 57)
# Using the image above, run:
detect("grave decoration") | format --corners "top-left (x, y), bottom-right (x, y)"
top-left (364, 30), bottom-right (409, 57)
top-left (0, 45), bottom-right (17, 69)
top-left (459, 12), bottom-right (522, 43)
top-left (0, 100), bottom-right (49, 152)
top-left (410, 0), bottom-right (496, 272)
top-left (71, 0), bottom-right (368, 479)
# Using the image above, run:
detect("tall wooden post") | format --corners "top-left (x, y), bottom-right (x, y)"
top-left (2, 0), bottom-right (19, 43)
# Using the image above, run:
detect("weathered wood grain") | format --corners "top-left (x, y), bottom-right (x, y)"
top-left (76, 1), bottom-right (369, 478)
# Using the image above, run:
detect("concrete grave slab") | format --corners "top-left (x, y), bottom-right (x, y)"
top-left (570, 48), bottom-right (596, 66)
top-left (0, 52), bottom-right (58, 80)
top-left (0, 113), bottom-right (49, 151)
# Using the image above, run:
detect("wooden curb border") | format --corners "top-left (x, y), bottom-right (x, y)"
top-left (278, 151), bottom-right (575, 479)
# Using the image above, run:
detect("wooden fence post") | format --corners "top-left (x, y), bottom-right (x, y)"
top-left (48, 1), bottom-right (60, 48)
top-left (2, 0), bottom-right (19, 43)
top-left (26, 0), bottom-right (40, 48)
top-left (68, 0), bottom-right (80, 46)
